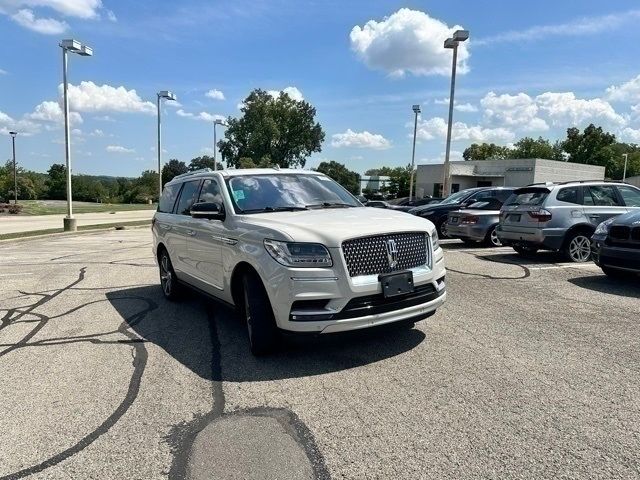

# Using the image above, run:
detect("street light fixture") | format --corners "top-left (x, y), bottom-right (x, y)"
top-left (442, 29), bottom-right (469, 197)
top-left (60, 38), bottom-right (92, 232)
top-left (623, 153), bottom-right (629, 181)
top-left (213, 118), bottom-right (227, 171)
top-left (9, 131), bottom-right (17, 205)
top-left (409, 105), bottom-right (421, 201)
top-left (157, 90), bottom-right (177, 199)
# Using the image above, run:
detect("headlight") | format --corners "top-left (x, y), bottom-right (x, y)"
top-left (594, 217), bottom-right (615, 235)
top-left (264, 239), bottom-right (333, 267)
top-left (430, 230), bottom-right (440, 250)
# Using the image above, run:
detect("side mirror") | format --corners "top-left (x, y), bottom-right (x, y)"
top-left (191, 202), bottom-right (225, 220)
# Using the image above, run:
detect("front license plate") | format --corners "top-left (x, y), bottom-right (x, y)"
top-left (379, 271), bottom-right (414, 298)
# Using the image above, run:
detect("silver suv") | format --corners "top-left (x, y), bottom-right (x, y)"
top-left (497, 181), bottom-right (640, 262)
top-left (152, 168), bottom-right (446, 355)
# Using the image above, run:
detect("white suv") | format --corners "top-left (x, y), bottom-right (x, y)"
top-left (152, 168), bottom-right (446, 354)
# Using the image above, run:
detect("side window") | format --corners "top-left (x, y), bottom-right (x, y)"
top-left (495, 190), bottom-right (514, 202)
top-left (158, 184), bottom-right (179, 213)
top-left (175, 180), bottom-right (202, 215)
top-left (584, 186), bottom-right (622, 206)
top-left (198, 179), bottom-right (222, 204)
top-left (556, 187), bottom-right (580, 205)
top-left (617, 186), bottom-right (640, 207)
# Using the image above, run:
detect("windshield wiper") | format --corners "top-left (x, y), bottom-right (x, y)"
top-left (307, 202), bottom-right (356, 209)
top-left (242, 205), bottom-right (309, 213)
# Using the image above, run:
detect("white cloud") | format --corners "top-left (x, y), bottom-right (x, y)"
top-left (606, 74), bottom-right (640, 103)
top-left (106, 145), bottom-right (135, 153)
top-left (536, 92), bottom-right (625, 127)
top-left (106, 9), bottom-right (117, 22)
top-left (416, 116), bottom-right (515, 143)
top-left (176, 109), bottom-right (193, 117)
top-left (61, 81), bottom-right (156, 114)
top-left (27, 100), bottom-right (83, 125)
top-left (267, 86), bottom-right (304, 102)
top-left (0, 110), bottom-right (41, 136)
top-left (89, 128), bottom-right (105, 137)
top-left (176, 109), bottom-right (225, 122)
top-left (236, 102), bottom-right (245, 110)
top-left (620, 127), bottom-right (640, 143)
top-left (93, 115), bottom-right (115, 122)
top-left (200, 147), bottom-right (215, 155)
top-left (476, 9), bottom-right (640, 45)
top-left (350, 8), bottom-right (470, 77)
top-left (205, 89), bottom-right (225, 100)
top-left (481, 91), bottom-right (548, 131)
top-left (10, 9), bottom-right (68, 34)
top-left (0, 0), bottom-right (104, 19)
top-left (434, 98), bottom-right (449, 105)
top-left (331, 129), bottom-right (392, 150)
top-left (455, 102), bottom-right (478, 113)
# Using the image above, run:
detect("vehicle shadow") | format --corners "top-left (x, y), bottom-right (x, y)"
top-left (106, 286), bottom-right (427, 383)
top-left (480, 251), bottom-right (569, 265)
top-left (568, 274), bottom-right (640, 297)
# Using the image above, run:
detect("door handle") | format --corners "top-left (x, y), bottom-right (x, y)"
top-left (186, 230), bottom-right (196, 236)
top-left (587, 214), bottom-right (600, 219)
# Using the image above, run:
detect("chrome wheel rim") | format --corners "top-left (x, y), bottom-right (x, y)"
top-left (569, 235), bottom-right (591, 262)
top-left (490, 228), bottom-right (501, 246)
top-left (160, 254), bottom-right (172, 296)
top-left (440, 222), bottom-right (449, 238)
top-left (244, 289), bottom-right (253, 343)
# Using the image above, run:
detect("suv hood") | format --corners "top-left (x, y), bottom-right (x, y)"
top-left (240, 207), bottom-right (435, 246)
top-left (612, 210), bottom-right (640, 225)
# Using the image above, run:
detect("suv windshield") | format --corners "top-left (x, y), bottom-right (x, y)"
top-left (227, 173), bottom-right (361, 214)
top-left (505, 189), bottom-right (549, 207)
top-left (440, 190), bottom-right (474, 205)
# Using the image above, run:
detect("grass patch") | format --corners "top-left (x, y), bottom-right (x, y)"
top-left (11, 201), bottom-right (157, 216)
top-left (0, 220), bottom-right (151, 240)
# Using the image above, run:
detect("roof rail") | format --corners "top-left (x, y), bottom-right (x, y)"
top-left (172, 168), bottom-right (213, 180)
top-left (556, 179), bottom-right (624, 185)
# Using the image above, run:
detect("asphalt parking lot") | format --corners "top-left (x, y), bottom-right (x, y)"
top-left (1, 229), bottom-right (638, 479)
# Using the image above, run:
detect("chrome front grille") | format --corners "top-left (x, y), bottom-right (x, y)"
top-left (341, 232), bottom-right (429, 277)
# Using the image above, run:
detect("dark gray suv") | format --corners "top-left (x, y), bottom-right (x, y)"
top-left (497, 181), bottom-right (640, 262)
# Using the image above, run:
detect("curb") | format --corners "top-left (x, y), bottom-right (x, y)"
top-left (0, 221), bottom-right (152, 244)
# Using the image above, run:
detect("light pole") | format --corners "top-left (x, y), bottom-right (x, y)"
top-left (60, 39), bottom-right (92, 232)
top-left (622, 153), bottom-right (628, 181)
top-left (409, 105), bottom-right (420, 201)
top-left (213, 119), bottom-right (227, 171)
top-left (9, 131), bottom-right (17, 204)
top-left (442, 29), bottom-right (469, 197)
top-left (157, 90), bottom-right (177, 199)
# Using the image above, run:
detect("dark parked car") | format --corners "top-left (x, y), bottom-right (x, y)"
top-left (591, 210), bottom-right (640, 278)
top-left (394, 196), bottom-right (443, 207)
top-left (410, 187), bottom-right (515, 238)
top-left (366, 200), bottom-right (413, 212)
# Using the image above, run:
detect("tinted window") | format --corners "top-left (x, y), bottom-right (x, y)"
top-left (466, 190), bottom-right (493, 203)
top-left (505, 189), bottom-right (549, 206)
top-left (468, 198), bottom-right (503, 210)
top-left (175, 180), bottom-right (202, 215)
top-left (617, 186), bottom-right (640, 207)
top-left (556, 187), bottom-right (580, 205)
top-left (584, 185), bottom-right (621, 206)
top-left (198, 178), bottom-right (222, 204)
top-left (495, 190), bottom-right (514, 202)
top-left (158, 184), bottom-right (179, 213)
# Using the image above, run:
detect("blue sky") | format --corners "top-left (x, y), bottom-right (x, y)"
top-left (3, 0), bottom-right (640, 177)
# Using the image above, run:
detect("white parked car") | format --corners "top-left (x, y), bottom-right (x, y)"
top-left (152, 168), bottom-right (446, 354)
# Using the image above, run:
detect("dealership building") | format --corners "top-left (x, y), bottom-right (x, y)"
top-left (415, 158), bottom-right (606, 198)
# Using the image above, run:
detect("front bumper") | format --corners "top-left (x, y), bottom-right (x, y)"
top-left (497, 225), bottom-right (565, 250)
top-left (265, 246), bottom-right (447, 333)
top-left (592, 236), bottom-right (640, 272)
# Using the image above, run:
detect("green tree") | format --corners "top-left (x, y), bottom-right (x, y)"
top-left (189, 155), bottom-right (223, 171)
top-left (463, 143), bottom-right (512, 161)
top-left (315, 161), bottom-right (361, 195)
top-left (46, 164), bottom-right (67, 199)
top-left (511, 137), bottom-right (564, 160)
top-left (365, 165), bottom-right (412, 197)
top-left (162, 159), bottom-right (188, 186)
top-left (219, 89), bottom-right (325, 169)
top-left (560, 124), bottom-right (617, 176)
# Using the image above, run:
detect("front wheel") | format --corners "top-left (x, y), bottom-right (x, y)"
top-left (159, 249), bottom-right (182, 301)
top-left (242, 272), bottom-right (280, 356)
top-left (564, 232), bottom-right (592, 263)
top-left (436, 218), bottom-right (450, 239)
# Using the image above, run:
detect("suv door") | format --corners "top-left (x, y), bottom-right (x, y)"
top-left (185, 178), bottom-right (226, 294)
top-left (582, 185), bottom-right (627, 227)
top-left (171, 179), bottom-right (203, 278)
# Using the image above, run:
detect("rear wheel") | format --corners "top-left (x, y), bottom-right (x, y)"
top-left (564, 231), bottom-right (592, 263)
top-left (513, 245), bottom-right (539, 257)
top-left (436, 218), bottom-right (450, 239)
top-left (159, 249), bottom-right (182, 301)
top-left (483, 225), bottom-right (502, 247)
top-left (242, 271), bottom-right (280, 356)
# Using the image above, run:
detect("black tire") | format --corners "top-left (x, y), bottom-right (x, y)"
top-left (242, 271), bottom-right (280, 356)
top-left (483, 225), bottom-right (502, 247)
top-left (513, 245), bottom-right (539, 257)
top-left (461, 238), bottom-right (479, 246)
top-left (601, 266), bottom-right (634, 280)
top-left (563, 231), bottom-right (592, 263)
top-left (436, 217), bottom-right (450, 239)
top-left (158, 249), bottom-right (182, 301)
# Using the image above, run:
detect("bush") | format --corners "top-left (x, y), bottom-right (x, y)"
top-left (0, 202), bottom-right (10, 213)
top-left (7, 204), bottom-right (23, 214)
